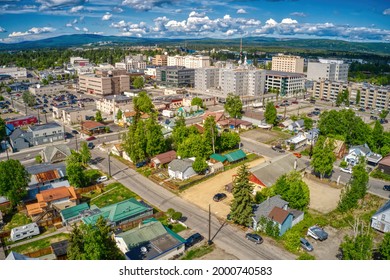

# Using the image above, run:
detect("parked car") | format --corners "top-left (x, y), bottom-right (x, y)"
top-left (71, 130), bottom-right (79, 134)
top-left (245, 233), bottom-right (263, 244)
top-left (307, 226), bottom-right (328, 241)
top-left (96, 176), bottom-right (108, 183)
top-left (272, 145), bottom-right (285, 153)
top-left (292, 100), bottom-right (299, 104)
top-left (86, 136), bottom-right (96, 141)
top-left (383, 185), bottom-right (390, 191)
top-left (136, 160), bottom-right (147, 168)
top-left (340, 167), bottom-right (352, 174)
top-left (185, 233), bottom-right (203, 248)
top-left (293, 152), bottom-right (302, 158)
top-left (213, 193), bottom-right (227, 202)
top-left (87, 142), bottom-right (95, 149)
top-left (300, 237), bottom-right (314, 252)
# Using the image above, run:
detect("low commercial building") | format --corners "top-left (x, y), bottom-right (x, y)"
top-left (95, 94), bottom-right (132, 115)
top-left (29, 84), bottom-right (65, 96)
top-left (0, 67), bottom-right (27, 78)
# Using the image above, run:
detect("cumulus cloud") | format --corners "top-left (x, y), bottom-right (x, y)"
top-left (69, 5), bottom-right (84, 13)
top-left (121, 0), bottom-right (176, 11)
top-left (83, 27), bottom-right (88, 32)
top-left (9, 27), bottom-right (55, 37)
top-left (281, 18), bottom-right (298, 24)
top-left (102, 13), bottom-right (112, 21)
top-left (384, 8), bottom-right (390, 15)
top-left (237, 9), bottom-right (246, 14)
top-left (290, 12), bottom-right (306, 17)
top-left (0, 27), bottom-right (6, 33)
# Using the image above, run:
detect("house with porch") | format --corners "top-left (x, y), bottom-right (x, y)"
top-left (371, 200), bottom-right (390, 233)
top-left (345, 143), bottom-right (382, 166)
top-left (151, 150), bottom-right (177, 168)
top-left (81, 120), bottom-right (107, 135)
top-left (114, 219), bottom-right (186, 260)
top-left (285, 133), bottom-right (307, 150)
top-left (168, 159), bottom-right (196, 180)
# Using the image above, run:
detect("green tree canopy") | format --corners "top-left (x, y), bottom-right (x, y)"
top-left (311, 136), bottom-right (336, 179)
top-left (66, 161), bottom-right (87, 188)
top-left (67, 216), bottom-right (124, 260)
top-left (95, 110), bottom-right (103, 122)
top-left (171, 115), bottom-right (199, 149)
top-left (145, 117), bottom-right (166, 157)
top-left (217, 131), bottom-right (240, 152)
top-left (273, 171), bottom-right (310, 210)
top-left (134, 91), bottom-right (153, 114)
top-left (116, 109), bottom-right (123, 120)
top-left (379, 232), bottom-right (390, 260)
top-left (0, 117), bottom-right (6, 140)
top-left (192, 157), bottom-right (208, 174)
top-left (224, 93), bottom-right (243, 119)
top-left (264, 102), bottom-right (277, 125)
top-left (355, 90), bottom-right (361, 105)
top-left (340, 229), bottom-right (372, 260)
top-left (22, 91), bottom-right (36, 107)
top-left (203, 116), bottom-right (217, 155)
top-left (177, 134), bottom-right (209, 159)
top-left (303, 117), bottom-right (313, 131)
top-left (79, 142), bottom-right (92, 166)
top-left (0, 159), bottom-right (29, 207)
top-left (230, 164), bottom-right (254, 226)
top-left (132, 76), bottom-right (145, 89)
top-left (191, 97), bottom-right (204, 109)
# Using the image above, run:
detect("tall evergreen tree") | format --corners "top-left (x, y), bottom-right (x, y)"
top-left (145, 117), bottom-right (166, 157)
top-left (230, 164), bottom-right (254, 226)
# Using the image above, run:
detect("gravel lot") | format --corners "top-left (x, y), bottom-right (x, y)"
top-left (304, 178), bottom-right (342, 214)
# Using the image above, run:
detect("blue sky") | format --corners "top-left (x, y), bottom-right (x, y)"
top-left (0, 0), bottom-right (389, 43)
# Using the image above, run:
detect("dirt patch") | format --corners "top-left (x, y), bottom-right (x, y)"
top-left (304, 178), bottom-right (341, 214)
top-left (180, 158), bottom-right (265, 220)
top-left (241, 129), bottom-right (291, 145)
top-left (197, 246), bottom-right (239, 260)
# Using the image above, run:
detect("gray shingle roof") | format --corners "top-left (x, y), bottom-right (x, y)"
top-left (28, 122), bottom-right (61, 132)
top-left (43, 144), bottom-right (71, 162)
top-left (253, 195), bottom-right (289, 222)
top-left (373, 200), bottom-right (390, 217)
top-left (168, 159), bottom-right (194, 173)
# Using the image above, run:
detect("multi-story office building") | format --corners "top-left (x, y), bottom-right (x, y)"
top-left (156, 66), bottom-right (195, 88)
top-left (219, 68), bottom-right (248, 96)
top-left (29, 84), bottom-right (65, 96)
top-left (152, 55), bottom-right (168, 66)
top-left (168, 55), bottom-right (210, 68)
top-left (307, 59), bottom-right (349, 81)
top-left (79, 70), bottom-right (130, 96)
top-left (0, 67), bottom-right (27, 79)
top-left (70, 57), bottom-right (90, 66)
top-left (271, 54), bottom-right (304, 74)
top-left (115, 54), bottom-right (147, 71)
top-left (95, 95), bottom-right (132, 115)
top-left (195, 68), bottom-right (220, 91)
top-left (264, 70), bottom-right (305, 96)
top-left (309, 80), bottom-right (390, 110)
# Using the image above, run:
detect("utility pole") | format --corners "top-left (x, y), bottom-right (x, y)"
top-left (108, 151), bottom-right (111, 177)
top-left (208, 204), bottom-right (212, 245)
top-left (37, 108), bottom-right (41, 123)
top-left (44, 112), bottom-right (47, 124)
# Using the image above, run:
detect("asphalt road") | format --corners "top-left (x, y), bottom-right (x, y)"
top-left (90, 147), bottom-right (295, 260)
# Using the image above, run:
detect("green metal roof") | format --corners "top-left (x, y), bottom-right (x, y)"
top-left (224, 149), bottom-right (246, 163)
top-left (116, 219), bottom-right (185, 249)
top-left (82, 198), bottom-right (151, 225)
top-left (210, 153), bottom-right (227, 162)
top-left (60, 203), bottom-right (90, 221)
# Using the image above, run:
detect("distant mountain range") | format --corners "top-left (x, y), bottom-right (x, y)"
top-left (0, 34), bottom-right (389, 55)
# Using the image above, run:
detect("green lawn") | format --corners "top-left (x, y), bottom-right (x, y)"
top-left (10, 233), bottom-right (69, 254)
top-left (4, 212), bottom-right (32, 231)
top-left (158, 216), bottom-right (188, 233)
top-left (89, 182), bottom-right (139, 208)
top-left (181, 244), bottom-right (215, 260)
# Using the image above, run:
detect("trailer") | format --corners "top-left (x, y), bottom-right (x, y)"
top-left (6, 115), bottom-right (38, 128)
top-left (162, 110), bottom-right (175, 118)
top-left (10, 222), bottom-right (40, 242)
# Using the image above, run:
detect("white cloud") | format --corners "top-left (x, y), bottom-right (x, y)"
top-left (121, 0), bottom-right (176, 11)
top-left (110, 20), bottom-right (127, 28)
top-left (9, 27), bottom-right (55, 37)
top-left (102, 13), bottom-right (112, 21)
top-left (65, 23), bottom-right (73, 27)
top-left (83, 27), bottom-right (88, 32)
top-left (69, 5), bottom-right (84, 13)
top-left (384, 8), bottom-right (390, 15)
top-left (237, 9), bottom-right (246, 14)
top-left (74, 26), bottom-right (80, 31)
top-left (281, 18), bottom-right (298, 24)
top-left (112, 7), bottom-right (124, 13)
top-left (290, 12), bottom-right (306, 17)
top-left (0, 27), bottom-right (6, 33)
top-left (265, 18), bottom-right (277, 26)
top-left (36, 0), bottom-right (86, 10)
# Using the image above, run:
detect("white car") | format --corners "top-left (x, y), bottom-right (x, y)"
top-left (340, 167), bottom-right (352, 174)
top-left (96, 176), bottom-right (108, 183)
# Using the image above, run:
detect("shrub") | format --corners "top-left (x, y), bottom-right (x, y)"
top-left (172, 212), bottom-right (182, 221)
top-left (340, 161), bottom-right (348, 168)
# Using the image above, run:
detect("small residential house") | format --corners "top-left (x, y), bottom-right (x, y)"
top-left (111, 144), bottom-right (132, 162)
top-left (345, 143), bottom-right (382, 166)
top-left (211, 162), bottom-right (224, 173)
top-left (377, 154), bottom-right (390, 175)
top-left (81, 120), bottom-right (107, 135)
top-left (82, 198), bottom-right (153, 226)
top-left (209, 154), bottom-right (228, 165)
top-left (285, 133), bottom-right (307, 150)
top-left (371, 200), bottom-right (390, 233)
top-left (151, 150), bottom-right (177, 168)
top-left (114, 219), bottom-right (186, 260)
top-left (202, 111), bottom-right (226, 123)
top-left (41, 144), bottom-right (71, 163)
top-left (9, 127), bottom-right (32, 151)
top-left (176, 105), bottom-right (202, 118)
top-left (217, 118), bottom-right (253, 130)
top-left (120, 111), bottom-right (150, 127)
top-left (328, 138), bottom-right (347, 159)
top-left (26, 163), bottom-right (67, 190)
top-left (60, 202), bottom-right (91, 225)
top-left (287, 119), bottom-right (305, 132)
top-left (252, 195), bottom-right (304, 236)
top-left (168, 159), bottom-right (196, 180)
top-left (249, 154), bottom-right (308, 190)
top-left (304, 128), bottom-right (320, 146)
top-left (26, 186), bottom-right (78, 219)
top-left (224, 149), bottom-right (246, 163)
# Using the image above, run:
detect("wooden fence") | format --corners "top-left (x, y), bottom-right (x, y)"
top-left (75, 183), bottom-right (104, 195)
top-left (24, 247), bottom-right (52, 258)
top-left (0, 230), bottom-right (10, 239)
top-left (37, 217), bottom-right (63, 228)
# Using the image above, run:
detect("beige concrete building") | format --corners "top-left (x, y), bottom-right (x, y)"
top-left (0, 67), bottom-right (27, 78)
top-left (309, 80), bottom-right (390, 110)
top-left (271, 54), bottom-right (304, 74)
top-left (95, 94), bottom-right (132, 115)
top-left (29, 84), bottom-right (65, 96)
top-left (78, 69), bottom-right (130, 96)
top-left (152, 55), bottom-right (168, 66)
top-left (168, 55), bottom-right (210, 68)
top-left (182, 95), bottom-right (216, 107)
top-left (52, 106), bottom-right (92, 124)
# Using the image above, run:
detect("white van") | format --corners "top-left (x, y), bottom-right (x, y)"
top-left (10, 223), bottom-right (40, 242)
top-left (96, 176), bottom-right (108, 183)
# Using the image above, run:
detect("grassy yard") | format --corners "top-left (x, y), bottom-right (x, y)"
top-left (87, 182), bottom-right (139, 208)
top-left (181, 244), bottom-right (215, 260)
top-left (10, 233), bottom-right (69, 254)
top-left (158, 216), bottom-right (188, 233)
top-left (4, 212), bottom-right (32, 231)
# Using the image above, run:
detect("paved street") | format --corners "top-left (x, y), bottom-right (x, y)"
top-left (91, 147), bottom-right (295, 260)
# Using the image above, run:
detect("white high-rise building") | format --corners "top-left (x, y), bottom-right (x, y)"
top-left (195, 68), bottom-right (220, 91)
top-left (265, 70), bottom-right (305, 96)
top-left (271, 54), bottom-right (304, 73)
top-left (307, 59), bottom-right (349, 81)
top-left (168, 55), bottom-right (210, 68)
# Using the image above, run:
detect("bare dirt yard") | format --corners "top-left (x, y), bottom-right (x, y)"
top-left (180, 158), bottom-right (265, 220)
top-left (304, 177), bottom-right (342, 214)
top-left (240, 128), bottom-right (291, 145)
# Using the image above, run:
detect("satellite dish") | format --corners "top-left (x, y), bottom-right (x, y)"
top-left (37, 84), bottom-right (41, 88)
